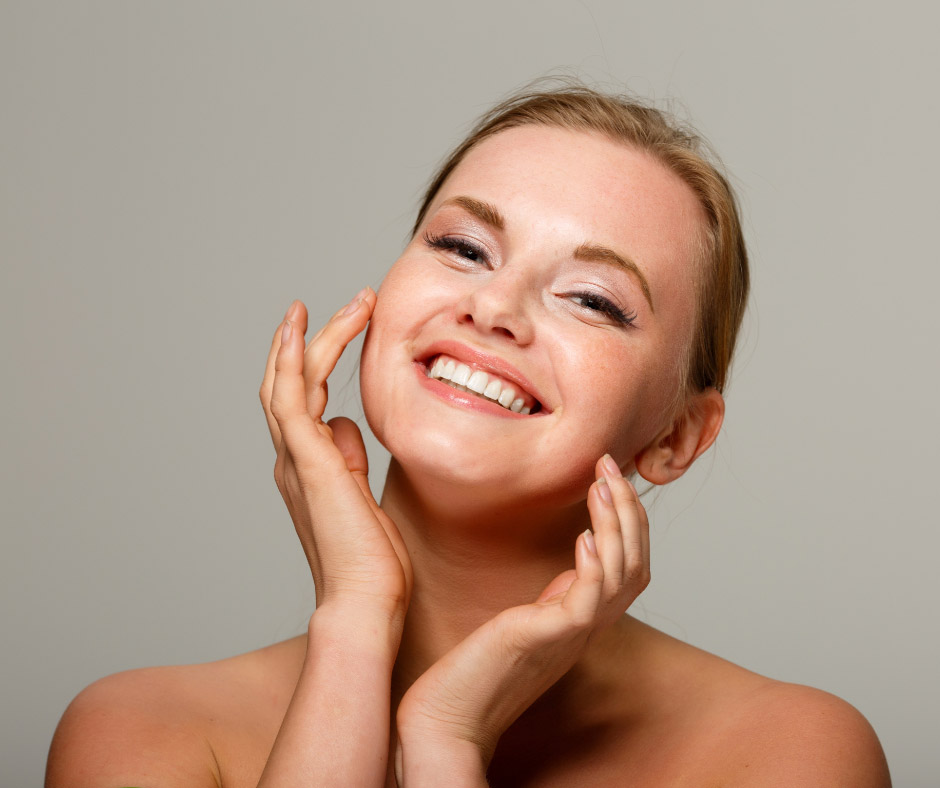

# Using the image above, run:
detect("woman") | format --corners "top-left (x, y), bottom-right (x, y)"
top-left (47, 84), bottom-right (891, 786)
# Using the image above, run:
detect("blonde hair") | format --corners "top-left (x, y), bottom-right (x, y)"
top-left (412, 81), bottom-right (749, 397)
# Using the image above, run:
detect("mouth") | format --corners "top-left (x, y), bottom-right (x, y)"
top-left (417, 349), bottom-right (547, 416)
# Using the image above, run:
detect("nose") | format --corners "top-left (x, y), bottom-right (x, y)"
top-left (456, 269), bottom-right (535, 345)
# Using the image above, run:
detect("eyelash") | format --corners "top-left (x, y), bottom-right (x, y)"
top-left (422, 231), bottom-right (637, 327)
top-left (567, 292), bottom-right (638, 326)
top-left (423, 232), bottom-right (490, 266)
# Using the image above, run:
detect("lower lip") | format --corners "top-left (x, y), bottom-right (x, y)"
top-left (413, 362), bottom-right (531, 419)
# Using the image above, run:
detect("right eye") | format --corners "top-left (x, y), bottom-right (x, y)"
top-left (423, 232), bottom-right (490, 267)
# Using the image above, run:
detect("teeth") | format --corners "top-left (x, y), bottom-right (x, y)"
top-left (466, 370), bottom-right (488, 394)
top-left (426, 355), bottom-right (536, 414)
top-left (483, 379), bottom-right (502, 400)
top-left (452, 363), bottom-right (471, 387)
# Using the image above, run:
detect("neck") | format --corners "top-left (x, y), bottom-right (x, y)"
top-left (380, 459), bottom-right (592, 693)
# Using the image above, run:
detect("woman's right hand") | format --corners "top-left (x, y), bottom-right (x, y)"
top-left (259, 291), bottom-right (413, 624)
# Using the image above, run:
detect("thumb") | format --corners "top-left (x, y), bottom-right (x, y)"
top-left (328, 417), bottom-right (379, 507)
top-left (536, 569), bottom-right (577, 604)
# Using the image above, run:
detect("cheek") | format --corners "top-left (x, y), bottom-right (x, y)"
top-left (558, 338), bottom-right (679, 462)
top-left (360, 296), bottom-right (406, 429)
top-left (359, 264), bottom-right (411, 434)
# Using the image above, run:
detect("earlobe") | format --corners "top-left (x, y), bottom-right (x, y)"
top-left (634, 388), bottom-right (725, 485)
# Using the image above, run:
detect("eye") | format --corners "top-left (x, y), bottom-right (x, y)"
top-left (567, 291), bottom-right (638, 326)
top-left (423, 232), bottom-right (490, 267)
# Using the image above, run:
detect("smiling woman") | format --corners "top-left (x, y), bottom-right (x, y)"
top-left (46, 82), bottom-right (891, 787)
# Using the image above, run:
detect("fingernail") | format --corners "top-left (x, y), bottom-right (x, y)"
top-left (602, 454), bottom-right (621, 478)
top-left (342, 287), bottom-right (368, 316)
top-left (284, 300), bottom-right (296, 320)
top-left (282, 320), bottom-right (292, 342)
top-left (596, 476), bottom-right (613, 505)
top-left (583, 529), bottom-right (598, 556)
top-left (342, 298), bottom-right (363, 316)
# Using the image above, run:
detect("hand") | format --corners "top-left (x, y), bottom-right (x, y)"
top-left (259, 292), bottom-right (413, 622)
top-left (394, 455), bottom-right (649, 783)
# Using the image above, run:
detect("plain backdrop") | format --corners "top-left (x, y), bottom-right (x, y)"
top-left (2, 1), bottom-right (938, 785)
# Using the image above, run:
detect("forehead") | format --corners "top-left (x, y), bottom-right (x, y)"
top-left (428, 124), bottom-right (705, 321)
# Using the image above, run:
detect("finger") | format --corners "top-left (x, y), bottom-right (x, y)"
top-left (629, 476), bottom-right (651, 578)
top-left (587, 465), bottom-right (625, 602)
top-left (559, 530), bottom-right (604, 628)
top-left (329, 416), bottom-right (380, 507)
top-left (329, 415), bottom-right (412, 594)
top-left (600, 455), bottom-right (650, 590)
top-left (270, 317), bottom-right (337, 469)
top-left (260, 301), bottom-right (307, 449)
top-left (302, 287), bottom-right (375, 420)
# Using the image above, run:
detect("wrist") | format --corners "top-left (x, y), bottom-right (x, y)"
top-left (308, 601), bottom-right (405, 662)
top-left (395, 730), bottom-right (489, 788)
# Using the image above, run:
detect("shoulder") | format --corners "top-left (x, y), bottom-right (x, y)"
top-left (46, 636), bottom-right (306, 788)
top-left (617, 622), bottom-right (891, 786)
top-left (46, 664), bottom-right (222, 787)
top-left (708, 679), bottom-right (891, 786)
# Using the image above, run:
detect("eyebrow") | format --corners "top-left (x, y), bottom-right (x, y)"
top-left (573, 243), bottom-right (654, 313)
top-left (440, 195), bottom-right (654, 312)
top-left (441, 195), bottom-right (506, 231)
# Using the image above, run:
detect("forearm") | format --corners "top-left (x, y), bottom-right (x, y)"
top-left (257, 604), bottom-right (402, 788)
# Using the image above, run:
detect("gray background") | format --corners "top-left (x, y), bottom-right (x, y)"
top-left (2, 1), bottom-right (937, 785)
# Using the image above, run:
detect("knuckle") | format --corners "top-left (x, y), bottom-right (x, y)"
top-left (603, 577), bottom-right (621, 601)
top-left (624, 553), bottom-right (648, 584)
top-left (569, 606), bottom-right (596, 629)
top-left (269, 395), bottom-right (291, 422)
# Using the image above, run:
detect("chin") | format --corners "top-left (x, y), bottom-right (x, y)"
top-left (370, 411), bottom-right (511, 489)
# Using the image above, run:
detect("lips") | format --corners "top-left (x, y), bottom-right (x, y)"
top-left (415, 341), bottom-right (549, 416)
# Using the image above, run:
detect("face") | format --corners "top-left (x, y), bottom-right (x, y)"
top-left (360, 126), bottom-right (705, 508)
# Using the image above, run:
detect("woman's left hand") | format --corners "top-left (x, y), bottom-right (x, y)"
top-left (394, 455), bottom-right (650, 787)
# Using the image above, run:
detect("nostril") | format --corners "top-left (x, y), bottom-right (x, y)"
top-left (461, 312), bottom-right (516, 339)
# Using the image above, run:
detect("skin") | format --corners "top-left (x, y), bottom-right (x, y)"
top-left (46, 127), bottom-right (891, 787)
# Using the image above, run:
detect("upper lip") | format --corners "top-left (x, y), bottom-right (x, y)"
top-left (416, 339), bottom-right (552, 413)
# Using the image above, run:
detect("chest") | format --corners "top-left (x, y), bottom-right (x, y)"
top-left (485, 711), bottom-right (731, 788)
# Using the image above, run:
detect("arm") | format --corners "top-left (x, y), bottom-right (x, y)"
top-left (256, 293), bottom-right (413, 787)
top-left (257, 606), bottom-right (400, 787)
top-left (48, 294), bottom-right (409, 788)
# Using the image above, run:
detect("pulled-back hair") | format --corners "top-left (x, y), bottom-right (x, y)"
top-left (411, 81), bottom-right (749, 397)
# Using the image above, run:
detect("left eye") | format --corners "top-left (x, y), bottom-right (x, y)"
top-left (568, 292), bottom-right (637, 326)
top-left (423, 232), bottom-right (489, 266)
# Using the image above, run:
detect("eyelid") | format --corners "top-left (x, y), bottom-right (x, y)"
top-left (422, 231), bottom-right (493, 268)
top-left (569, 291), bottom-right (637, 325)
top-left (560, 281), bottom-right (638, 327)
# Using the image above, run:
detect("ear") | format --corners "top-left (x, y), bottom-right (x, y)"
top-left (634, 388), bottom-right (725, 485)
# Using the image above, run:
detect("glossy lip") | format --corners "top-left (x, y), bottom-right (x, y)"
top-left (414, 339), bottom-right (552, 415)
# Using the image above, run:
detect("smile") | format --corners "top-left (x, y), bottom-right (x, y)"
top-left (425, 354), bottom-right (541, 414)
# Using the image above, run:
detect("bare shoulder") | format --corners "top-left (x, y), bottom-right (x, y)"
top-left (46, 635), bottom-right (307, 788)
top-left (712, 679), bottom-right (891, 786)
top-left (609, 621), bottom-right (891, 787)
